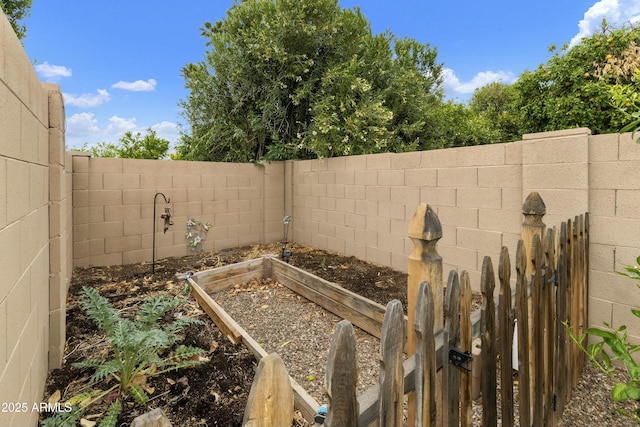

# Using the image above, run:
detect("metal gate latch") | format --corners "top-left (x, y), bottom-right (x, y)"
top-left (449, 348), bottom-right (473, 372)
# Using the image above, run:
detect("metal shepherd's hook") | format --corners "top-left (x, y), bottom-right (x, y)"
top-left (152, 192), bottom-right (172, 274)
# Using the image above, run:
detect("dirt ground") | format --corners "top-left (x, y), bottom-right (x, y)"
top-left (41, 243), bottom-right (407, 426)
top-left (42, 242), bottom-right (636, 427)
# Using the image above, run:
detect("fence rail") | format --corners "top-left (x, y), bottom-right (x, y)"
top-left (243, 193), bottom-right (589, 427)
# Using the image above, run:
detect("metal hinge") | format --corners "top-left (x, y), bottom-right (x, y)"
top-left (449, 348), bottom-right (473, 372)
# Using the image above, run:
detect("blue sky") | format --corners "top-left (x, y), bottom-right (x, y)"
top-left (21, 0), bottom-right (640, 150)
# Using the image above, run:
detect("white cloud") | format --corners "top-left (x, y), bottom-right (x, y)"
top-left (111, 79), bottom-right (157, 92)
top-left (64, 114), bottom-right (137, 149)
top-left (570, 0), bottom-right (640, 47)
top-left (65, 114), bottom-right (180, 151)
top-left (150, 121), bottom-right (180, 143)
top-left (105, 116), bottom-right (139, 135)
top-left (63, 89), bottom-right (111, 108)
top-left (442, 68), bottom-right (517, 97)
top-left (66, 112), bottom-right (101, 138)
top-left (34, 62), bottom-right (72, 81)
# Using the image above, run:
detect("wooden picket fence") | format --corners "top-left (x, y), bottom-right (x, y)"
top-left (243, 193), bottom-right (589, 427)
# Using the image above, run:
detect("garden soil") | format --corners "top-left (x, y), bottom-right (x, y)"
top-left (41, 243), bottom-right (407, 427)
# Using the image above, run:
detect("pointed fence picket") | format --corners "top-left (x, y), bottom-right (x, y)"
top-left (243, 193), bottom-right (589, 427)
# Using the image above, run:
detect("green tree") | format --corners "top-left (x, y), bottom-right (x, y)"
top-left (426, 101), bottom-right (501, 148)
top-left (178, 0), bottom-right (442, 162)
top-left (303, 37), bottom-right (442, 158)
top-left (607, 47), bottom-right (640, 141)
top-left (513, 21), bottom-right (640, 135)
top-left (83, 128), bottom-right (169, 159)
top-left (0, 0), bottom-right (32, 40)
top-left (469, 81), bottom-right (522, 142)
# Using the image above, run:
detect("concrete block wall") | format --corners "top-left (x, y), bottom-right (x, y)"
top-left (72, 158), bottom-right (284, 268)
top-left (46, 85), bottom-right (73, 370)
top-left (0, 11), bottom-right (72, 426)
top-left (290, 129), bottom-right (640, 343)
top-left (587, 132), bottom-right (640, 337)
top-left (290, 140), bottom-right (527, 287)
top-left (522, 128), bottom-right (590, 224)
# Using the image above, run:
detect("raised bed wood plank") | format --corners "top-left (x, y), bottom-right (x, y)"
top-left (193, 258), bottom-right (266, 292)
top-left (271, 258), bottom-right (386, 338)
top-left (190, 278), bottom-right (320, 423)
top-left (189, 277), bottom-right (243, 344)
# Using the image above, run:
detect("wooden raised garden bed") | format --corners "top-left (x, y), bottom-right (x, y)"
top-left (183, 255), bottom-right (389, 423)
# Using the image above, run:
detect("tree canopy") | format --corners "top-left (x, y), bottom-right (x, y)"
top-left (177, 3), bottom-right (640, 163)
top-left (0, 0), bottom-right (32, 40)
top-left (83, 129), bottom-right (170, 160)
top-left (469, 82), bottom-right (521, 143)
top-left (177, 0), bottom-right (443, 162)
top-left (512, 21), bottom-right (640, 135)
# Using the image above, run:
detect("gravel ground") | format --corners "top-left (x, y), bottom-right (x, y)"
top-left (212, 277), bottom-right (638, 427)
top-left (558, 365), bottom-right (637, 427)
top-left (214, 278), bottom-right (381, 402)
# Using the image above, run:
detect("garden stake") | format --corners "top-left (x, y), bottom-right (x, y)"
top-left (281, 215), bottom-right (292, 262)
top-left (152, 192), bottom-right (172, 274)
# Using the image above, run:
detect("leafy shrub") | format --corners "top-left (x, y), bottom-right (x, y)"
top-left (42, 287), bottom-right (208, 427)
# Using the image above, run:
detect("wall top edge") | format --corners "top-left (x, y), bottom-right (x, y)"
top-left (522, 128), bottom-right (592, 140)
top-left (42, 83), bottom-right (61, 93)
top-left (69, 151), bottom-right (93, 157)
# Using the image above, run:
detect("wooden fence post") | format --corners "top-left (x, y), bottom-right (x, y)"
top-left (408, 204), bottom-right (443, 427)
top-left (521, 191), bottom-right (546, 419)
top-left (325, 320), bottom-right (359, 427)
top-left (570, 218), bottom-right (581, 391)
top-left (459, 271), bottom-right (473, 427)
top-left (522, 192), bottom-right (546, 276)
top-left (242, 353), bottom-right (293, 427)
top-left (481, 256), bottom-right (498, 427)
top-left (582, 213), bottom-right (590, 368)
top-left (415, 281), bottom-right (437, 427)
top-left (443, 271), bottom-right (461, 427)
top-left (531, 235), bottom-right (545, 427)
top-left (555, 221), bottom-right (569, 416)
top-left (379, 300), bottom-right (405, 427)
top-left (498, 247), bottom-right (514, 427)
top-left (576, 215), bottom-right (588, 378)
top-left (544, 229), bottom-right (557, 426)
top-left (515, 240), bottom-right (531, 427)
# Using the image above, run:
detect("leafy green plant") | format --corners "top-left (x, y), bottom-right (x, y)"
top-left (566, 256), bottom-right (640, 423)
top-left (513, 21), bottom-right (640, 136)
top-left (611, 69), bottom-right (640, 143)
top-left (43, 287), bottom-right (208, 426)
